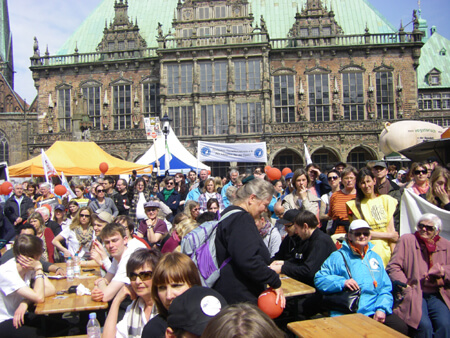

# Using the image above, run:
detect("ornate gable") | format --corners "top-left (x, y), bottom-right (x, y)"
top-left (96, 0), bottom-right (147, 57)
top-left (288, 0), bottom-right (343, 39)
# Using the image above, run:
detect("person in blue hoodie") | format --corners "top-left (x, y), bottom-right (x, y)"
top-left (314, 220), bottom-right (408, 335)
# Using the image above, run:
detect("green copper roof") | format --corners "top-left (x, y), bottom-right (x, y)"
top-left (57, 0), bottom-right (397, 55)
top-left (417, 32), bottom-right (450, 89)
top-left (0, 0), bottom-right (12, 62)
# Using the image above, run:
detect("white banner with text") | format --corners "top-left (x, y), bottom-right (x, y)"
top-left (197, 141), bottom-right (267, 163)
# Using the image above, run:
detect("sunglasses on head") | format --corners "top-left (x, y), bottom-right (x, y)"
top-left (352, 230), bottom-right (370, 237)
top-left (129, 270), bottom-right (153, 282)
top-left (414, 169), bottom-right (427, 175)
top-left (418, 223), bottom-right (435, 232)
top-left (328, 176), bottom-right (339, 181)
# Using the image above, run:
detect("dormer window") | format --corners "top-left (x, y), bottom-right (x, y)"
top-left (430, 75), bottom-right (440, 85)
top-left (440, 48), bottom-right (446, 56)
top-left (426, 68), bottom-right (442, 86)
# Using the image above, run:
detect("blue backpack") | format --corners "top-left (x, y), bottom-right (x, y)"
top-left (181, 209), bottom-right (241, 287)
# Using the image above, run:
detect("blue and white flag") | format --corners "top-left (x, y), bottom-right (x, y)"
top-left (198, 141), bottom-right (267, 163)
top-left (61, 172), bottom-right (76, 199)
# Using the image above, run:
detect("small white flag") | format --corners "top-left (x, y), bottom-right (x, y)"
top-left (61, 172), bottom-right (76, 198)
top-left (165, 138), bottom-right (172, 171)
top-left (41, 149), bottom-right (58, 183)
top-left (304, 144), bottom-right (312, 165)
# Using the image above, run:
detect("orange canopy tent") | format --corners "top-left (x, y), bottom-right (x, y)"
top-left (9, 141), bottom-right (153, 177)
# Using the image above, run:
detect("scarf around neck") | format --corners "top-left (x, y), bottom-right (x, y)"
top-left (74, 226), bottom-right (94, 251)
top-left (259, 220), bottom-right (272, 238)
top-left (163, 188), bottom-right (174, 201)
top-left (414, 231), bottom-right (440, 267)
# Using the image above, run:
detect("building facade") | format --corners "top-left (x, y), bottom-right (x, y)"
top-left (25, 0), bottom-right (426, 175)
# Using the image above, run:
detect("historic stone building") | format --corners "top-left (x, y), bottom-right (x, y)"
top-left (25, 0), bottom-right (427, 175)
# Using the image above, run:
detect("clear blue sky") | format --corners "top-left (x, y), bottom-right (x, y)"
top-left (8, 0), bottom-right (450, 104)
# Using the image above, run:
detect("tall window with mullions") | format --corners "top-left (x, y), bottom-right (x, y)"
top-left (143, 83), bottom-right (160, 117)
top-left (308, 74), bottom-right (330, 121)
top-left (376, 72), bottom-right (394, 119)
top-left (58, 88), bottom-right (71, 131)
top-left (113, 85), bottom-right (131, 130)
top-left (342, 73), bottom-right (364, 120)
top-left (273, 75), bottom-right (295, 123)
top-left (82, 86), bottom-right (101, 129)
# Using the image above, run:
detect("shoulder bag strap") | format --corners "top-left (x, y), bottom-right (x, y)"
top-left (338, 251), bottom-right (353, 279)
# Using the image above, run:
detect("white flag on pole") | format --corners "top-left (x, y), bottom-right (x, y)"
top-left (41, 149), bottom-right (58, 183)
top-left (304, 144), bottom-right (312, 165)
top-left (61, 172), bottom-right (76, 198)
top-left (165, 138), bottom-right (172, 171)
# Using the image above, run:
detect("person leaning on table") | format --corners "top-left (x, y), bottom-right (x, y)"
top-left (0, 234), bottom-right (56, 337)
top-left (314, 219), bottom-right (408, 335)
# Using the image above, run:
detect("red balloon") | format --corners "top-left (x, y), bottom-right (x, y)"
top-left (264, 165), bottom-right (271, 174)
top-left (281, 167), bottom-right (292, 176)
top-left (99, 162), bottom-right (109, 174)
top-left (54, 184), bottom-right (67, 196)
top-left (258, 288), bottom-right (283, 319)
top-left (208, 170), bottom-right (211, 175)
top-left (268, 168), bottom-right (282, 180)
top-left (1, 181), bottom-right (13, 195)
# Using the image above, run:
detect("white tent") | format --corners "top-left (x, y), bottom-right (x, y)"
top-left (136, 128), bottom-right (210, 175)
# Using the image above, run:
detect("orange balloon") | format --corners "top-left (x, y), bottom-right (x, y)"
top-left (264, 165), bottom-right (271, 174)
top-left (99, 162), bottom-right (109, 174)
top-left (208, 170), bottom-right (211, 175)
top-left (268, 167), bottom-right (282, 180)
top-left (258, 288), bottom-right (283, 319)
top-left (281, 167), bottom-right (292, 176)
top-left (1, 181), bottom-right (13, 195)
top-left (54, 184), bottom-right (67, 196)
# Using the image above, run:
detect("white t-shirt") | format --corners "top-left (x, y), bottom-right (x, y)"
top-left (108, 242), bottom-right (141, 284)
top-left (127, 238), bottom-right (148, 252)
top-left (60, 227), bottom-right (95, 258)
top-left (135, 192), bottom-right (147, 220)
top-left (0, 258), bottom-right (33, 323)
top-left (116, 298), bottom-right (157, 338)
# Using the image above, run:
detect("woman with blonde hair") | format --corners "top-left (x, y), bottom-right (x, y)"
top-left (426, 166), bottom-right (450, 210)
top-left (198, 177), bottom-right (224, 213)
top-left (183, 200), bottom-right (201, 221)
top-left (52, 206), bottom-right (94, 259)
top-left (141, 252), bottom-right (202, 337)
top-left (28, 212), bottom-right (55, 263)
top-left (406, 162), bottom-right (430, 197)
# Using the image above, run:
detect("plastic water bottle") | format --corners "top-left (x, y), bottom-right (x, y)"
top-left (66, 257), bottom-right (74, 282)
top-left (73, 253), bottom-right (81, 278)
top-left (86, 312), bottom-right (101, 338)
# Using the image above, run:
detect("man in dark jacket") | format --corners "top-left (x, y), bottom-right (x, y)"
top-left (3, 183), bottom-right (34, 228)
top-left (270, 210), bottom-right (336, 316)
top-left (114, 179), bottom-right (130, 215)
top-left (272, 209), bottom-right (302, 261)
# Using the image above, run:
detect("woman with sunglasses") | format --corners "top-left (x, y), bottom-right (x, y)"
top-left (326, 167), bottom-right (358, 237)
top-left (183, 200), bottom-right (201, 221)
top-left (315, 220), bottom-right (408, 335)
top-left (137, 201), bottom-right (168, 247)
top-left (157, 176), bottom-right (180, 221)
top-left (387, 214), bottom-right (450, 337)
top-left (406, 162), bottom-right (430, 197)
top-left (88, 185), bottom-right (119, 217)
top-left (198, 177), bottom-right (224, 213)
top-left (346, 168), bottom-right (399, 267)
top-left (426, 166), bottom-right (450, 211)
top-left (103, 248), bottom-right (161, 338)
top-left (52, 206), bottom-right (94, 259)
top-left (141, 252), bottom-right (202, 337)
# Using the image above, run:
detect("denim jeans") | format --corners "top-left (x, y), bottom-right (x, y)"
top-left (417, 293), bottom-right (450, 338)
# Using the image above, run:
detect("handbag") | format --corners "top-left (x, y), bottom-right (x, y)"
top-left (322, 251), bottom-right (361, 314)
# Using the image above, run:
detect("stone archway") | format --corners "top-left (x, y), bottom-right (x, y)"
top-left (271, 148), bottom-right (304, 171)
top-left (310, 146), bottom-right (341, 171)
top-left (346, 146), bottom-right (378, 169)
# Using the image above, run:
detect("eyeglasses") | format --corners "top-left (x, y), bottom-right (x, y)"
top-left (145, 208), bottom-right (158, 213)
top-left (129, 270), bottom-right (153, 282)
top-left (97, 189), bottom-right (105, 193)
top-left (166, 182), bottom-right (174, 186)
top-left (192, 208), bottom-right (200, 212)
top-left (414, 169), bottom-right (428, 175)
top-left (328, 176), bottom-right (339, 181)
top-left (80, 213), bottom-right (90, 218)
top-left (284, 223), bottom-right (294, 228)
top-left (352, 231), bottom-right (370, 237)
top-left (418, 223), bottom-right (435, 232)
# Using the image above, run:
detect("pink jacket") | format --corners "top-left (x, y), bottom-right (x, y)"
top-left (386, 233), bottom-right (450, 328)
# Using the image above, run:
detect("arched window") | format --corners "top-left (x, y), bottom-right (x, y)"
top-left (0, 131), bottom-right (9, 163)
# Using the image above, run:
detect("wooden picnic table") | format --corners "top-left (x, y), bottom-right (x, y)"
top-left (288, 313), bottom-right (407, 337)
top-left (35, 263), bottom-right (108, 315)
top-left (280, 274), bottom-right (316, 297)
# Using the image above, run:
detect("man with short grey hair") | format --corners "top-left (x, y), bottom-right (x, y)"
top-left (4, 183), bottom-right (34, 227)
top-left (221, 169), bottom-right (239, 208)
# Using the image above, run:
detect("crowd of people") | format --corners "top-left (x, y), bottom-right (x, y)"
top-left (0, 158), bottom-right (448, 337)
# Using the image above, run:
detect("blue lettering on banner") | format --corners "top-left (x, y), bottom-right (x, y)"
top-left (201, 147), bottom-right (211, 157)
top-left (254, 148), bottom-right (263, 158)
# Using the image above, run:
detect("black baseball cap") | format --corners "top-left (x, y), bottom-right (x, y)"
top-left (167, 286), bottom-right (227, 336)
top-left (278, 209), bottom-right (301, 225)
